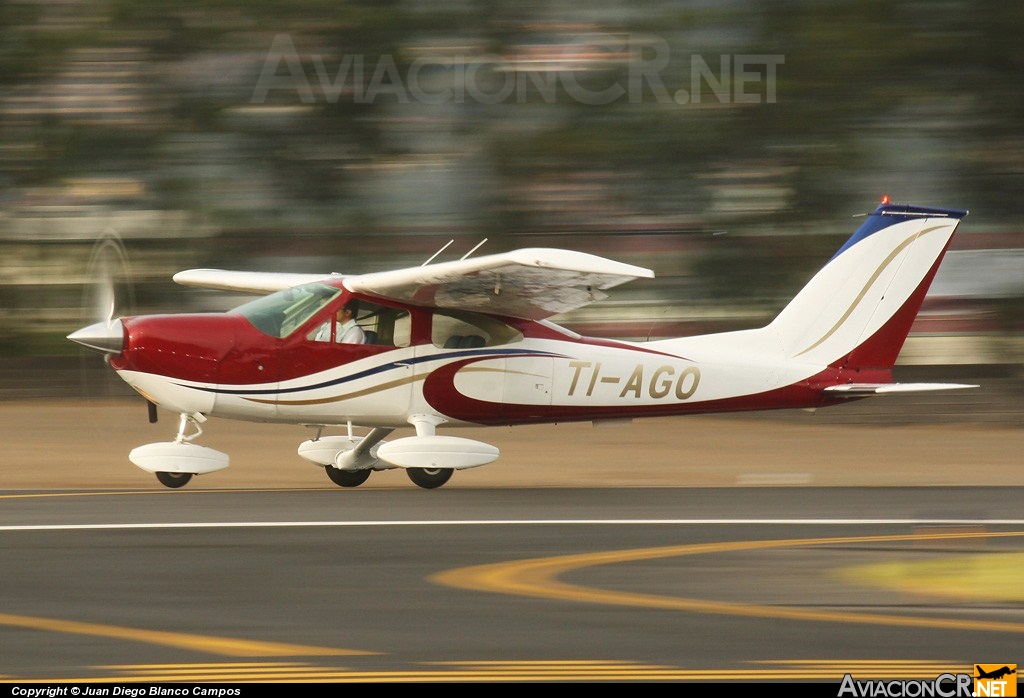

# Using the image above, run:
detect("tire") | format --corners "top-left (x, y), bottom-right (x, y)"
top-left (326, 467), bottom-right (371, 488)
top-left (406, 467), bottom-right (452, 489)
top-left (155, 471), bottom-right (192, 489)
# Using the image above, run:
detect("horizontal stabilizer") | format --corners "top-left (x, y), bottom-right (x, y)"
top-left (824, 383), bottom-right (978, 397)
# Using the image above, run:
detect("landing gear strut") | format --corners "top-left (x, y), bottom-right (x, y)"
top-left (152, 413), bottom-right (204, 488)
top-left (314, 423), bottom-right (392, 488)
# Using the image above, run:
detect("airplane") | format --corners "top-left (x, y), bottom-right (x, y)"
top-left (976, 666), bottom-right (1016, 681)
top-left (68, 199), bottom-right (977, 489)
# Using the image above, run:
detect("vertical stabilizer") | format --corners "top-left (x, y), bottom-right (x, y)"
top-left (767, 203), bottom-right (967, 370)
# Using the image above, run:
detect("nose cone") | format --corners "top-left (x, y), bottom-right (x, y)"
top-left (67, 319), bottom-right (125, 354)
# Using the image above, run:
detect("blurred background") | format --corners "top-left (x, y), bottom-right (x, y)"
top-left (1, 0), bottom-right (1022, 420)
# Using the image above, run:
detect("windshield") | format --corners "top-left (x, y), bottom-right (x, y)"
top-left (230, 283), bottom-right (342, 338)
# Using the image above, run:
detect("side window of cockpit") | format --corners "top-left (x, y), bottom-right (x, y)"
top-left (431, 310), bottom-right (523, 349)
top-left (390, 310), bottom-right (411, 347)
top-left (308, 302), bottom-right (410, 347)
top-left (364, 306), bottom-right (410, 347)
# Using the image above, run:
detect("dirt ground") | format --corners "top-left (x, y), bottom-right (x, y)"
top-left (1, 399), bottom-right (1021, 489)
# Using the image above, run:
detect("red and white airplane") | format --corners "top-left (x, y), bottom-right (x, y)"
top-left (69, 200), bottom-right (975, 489)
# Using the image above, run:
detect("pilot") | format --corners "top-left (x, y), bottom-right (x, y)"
top-left (317, 299), bottom-right (366, 344)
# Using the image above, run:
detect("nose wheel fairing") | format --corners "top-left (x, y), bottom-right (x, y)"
top-left (129, 412), bottom-right (229, 487)
top-left (129, 440), bottom-right (230, 476)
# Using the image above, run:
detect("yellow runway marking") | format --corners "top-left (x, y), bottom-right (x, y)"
top-left (836, 551), bottom-right (1024, 602)
top-left (0, 487), bottom-right (341, 501)
top-left (25, 659), bottom-right (976, 683)
top-left (0, 612), bottom-right (373, 657)
top-left (0, 491), bottom-right (161, 500)
top-left (432, 530), bottom-right (1024, 634)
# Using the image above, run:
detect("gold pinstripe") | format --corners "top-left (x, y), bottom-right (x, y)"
top-left (245, 374), bottom-right (427, 406)
top-left (794, 225), bottom-right (947, 358)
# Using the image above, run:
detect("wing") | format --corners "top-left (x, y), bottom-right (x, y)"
top-left (345, 248), bottom-right (654, 320)
top-left (172, 269), bottom-right (344, 294)
top-left (173, 248), bottom-right (653, 320)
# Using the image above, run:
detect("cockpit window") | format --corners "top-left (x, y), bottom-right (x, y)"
top-left (307, 300), bottom-right (411, 347)
top-left (230, 283), bottom-right (342, 338)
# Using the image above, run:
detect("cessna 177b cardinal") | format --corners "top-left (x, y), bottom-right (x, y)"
top-left (69, 201), bottom-right (975, 489)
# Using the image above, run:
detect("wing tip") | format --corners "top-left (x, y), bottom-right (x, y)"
top-left (172, 269), bottom-right (341, 293)
top-left (508, 248), bottom-right (654, 279)
top-left (172, 269), bottom-right (214, 287)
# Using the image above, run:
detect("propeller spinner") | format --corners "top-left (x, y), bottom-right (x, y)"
top-left (67, 318), bottom-right (125, 354)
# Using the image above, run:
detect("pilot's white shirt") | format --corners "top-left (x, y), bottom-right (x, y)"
top-left (315, 318), bottom-right (365, 343)
top-left (337, 319), bottom-right (366, 344)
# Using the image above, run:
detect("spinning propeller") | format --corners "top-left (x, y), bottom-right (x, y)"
top-left (68, 230), bottom-right (153, 417)
top-left (68, 230), bottom-right (134, 355)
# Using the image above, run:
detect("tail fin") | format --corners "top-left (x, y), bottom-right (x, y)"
top-left (767, 202), bottom-right (967, 371)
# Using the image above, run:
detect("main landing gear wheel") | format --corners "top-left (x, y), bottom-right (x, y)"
top-left (407, 467), bottom-right (453, 489)
top-left (156, 471), bottom-right (192, 489)
top-left (325, 467), bottom-right (371, 488)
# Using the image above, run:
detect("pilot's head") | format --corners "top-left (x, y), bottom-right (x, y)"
top-left (340, 298), bottom-right (359, 320)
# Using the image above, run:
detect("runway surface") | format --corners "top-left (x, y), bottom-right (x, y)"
top-left (2, 488), bottom-right (1023, 683)
top-left (1, 400), bottom-right (1022, 683)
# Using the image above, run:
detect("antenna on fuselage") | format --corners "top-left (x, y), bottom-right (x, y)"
top-left (460, 238), bottom-right (488, 260)
top-left (422, 239), bottom-right (454, 266)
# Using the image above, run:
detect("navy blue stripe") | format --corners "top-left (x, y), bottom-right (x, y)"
top-left (179, 348), bottom-right (565, 396)
top-left (828, 203), bottom-right (966, 263)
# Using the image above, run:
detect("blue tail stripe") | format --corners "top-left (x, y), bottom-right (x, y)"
top-left (829, 203), bottom-right (967, 263)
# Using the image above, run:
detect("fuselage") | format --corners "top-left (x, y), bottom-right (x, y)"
top-left (109, 281), bottom-right (856, 428)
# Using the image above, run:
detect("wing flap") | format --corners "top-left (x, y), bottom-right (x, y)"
top-left (346, 248), bottom-right (654, 320)
top-left (173, 269), bottom-right (343, 294)
top-left (824, 382), bottom-right (978, 397)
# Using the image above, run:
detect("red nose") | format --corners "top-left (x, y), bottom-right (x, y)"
top-left (110, 314), bottom-right (241, 383)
